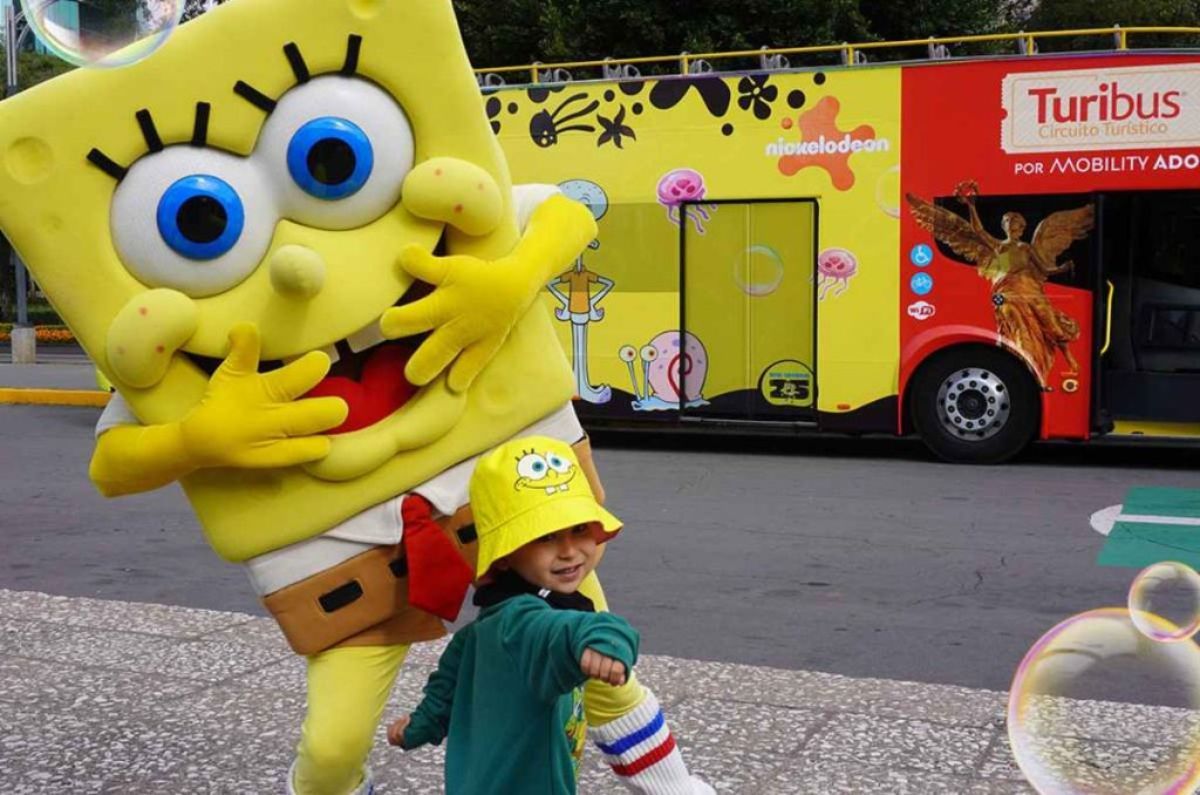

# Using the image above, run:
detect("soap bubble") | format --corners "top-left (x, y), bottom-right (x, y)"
top-left (1008, 608), bottom-right (1200, 794)
top-left (875, 164), bottom-right (900, 218)
top-left (734, 245), bottom-right (785, 297)
top-left (20, 0), bottom-right (184, 68)
top-left (1130, 562), bottom-right (1200, 643)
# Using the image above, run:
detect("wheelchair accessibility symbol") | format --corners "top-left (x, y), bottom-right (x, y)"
top-left (910, 244), bottom-right (933, 267)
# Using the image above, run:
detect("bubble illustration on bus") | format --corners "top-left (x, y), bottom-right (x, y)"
top-left (817, 247), bottom-right (859, 300)
top-left (619, 331), bottom-right (711, 411)
top-left (657, 168), bottom-right (719, 235)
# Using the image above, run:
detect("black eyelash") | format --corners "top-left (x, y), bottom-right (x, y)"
top-left (136, 109), bottom-right (164, 153)
top-left (236, 35), bottom-right (363, 115)
top-left (284, 42), bottom-right (310, 84)
top-left (341, 34), bottom-right (362, 76)
top-left (102, 34), bottom-right (368, 173)
top-left (234, 80), bottom-right (277, 114)
top-left (191, 102), bottom-right (211, 147)
top-left (86, 148), bottom-right (128, 182)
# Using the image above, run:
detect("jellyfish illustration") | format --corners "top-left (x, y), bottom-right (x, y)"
top-left (657, 168), bottom-right (719, 235)
top-left (817, 247), bottom-right (858, 300)
top-left (619, 331), bottom-right (710, 411)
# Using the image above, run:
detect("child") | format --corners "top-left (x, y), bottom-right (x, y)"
top-left (387, 435), bottom-right (639, 794)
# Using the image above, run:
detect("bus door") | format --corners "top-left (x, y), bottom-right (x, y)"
top-left (1096, 191), bottom-right (1200, 427)
top-left (679, 199), bottom-right (818, 422)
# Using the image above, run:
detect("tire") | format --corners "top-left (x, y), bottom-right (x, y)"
top-left (909, 346), bottom-right (1039, 464)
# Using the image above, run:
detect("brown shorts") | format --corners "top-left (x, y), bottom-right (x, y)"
top-left (261, 435), bottom-right (603, 656)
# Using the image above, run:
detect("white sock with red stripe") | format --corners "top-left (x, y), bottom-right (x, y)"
top-left (588, 689), bottom-right (714, 794)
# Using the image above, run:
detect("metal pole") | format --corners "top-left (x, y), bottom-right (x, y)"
top-left (4, 3), bottom-right (17, 98)
top-left (4, 2), bottom-right (32, 342)
top-left (14, 251), bottom-right (27, 326)
top-left (6, 4), bottom-right (21, 324)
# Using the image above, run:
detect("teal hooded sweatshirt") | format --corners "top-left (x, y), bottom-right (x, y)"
top-left (401, 592), bottom-right (639, 794)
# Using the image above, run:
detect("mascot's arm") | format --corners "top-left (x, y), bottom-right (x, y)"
top-left (89, 323), bottom-right (347, 497)
top-left (381, 193), bottom-right (597, 393)
top-left (91, 422), bottom-right (205, 497)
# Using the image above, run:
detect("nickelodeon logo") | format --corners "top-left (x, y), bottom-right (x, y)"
top-left (1002, 64), bottom-right (1200, 154)
top-left (765, 134), bottom-right (892, 157)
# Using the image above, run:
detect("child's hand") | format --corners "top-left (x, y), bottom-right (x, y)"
top-left (581, 648), bottom-right (627, 686)
top-left (387, 715), bottom-right (412, 748)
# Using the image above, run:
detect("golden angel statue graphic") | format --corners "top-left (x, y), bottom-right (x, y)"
top-left (905, 181), bottom-right (1094, 380)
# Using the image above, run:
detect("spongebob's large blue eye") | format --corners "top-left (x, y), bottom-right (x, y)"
top-left (156, 175), bottom-right (245, 261)
top-left (287, 117), bottom-right (374, 200)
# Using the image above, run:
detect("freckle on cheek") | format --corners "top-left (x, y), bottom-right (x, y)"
top-left (454, 204), bottom-right (464, 214)
top-left (156, 345), bottom-right (165, 354)
top-left (139, 307), bottom-right (148, 316)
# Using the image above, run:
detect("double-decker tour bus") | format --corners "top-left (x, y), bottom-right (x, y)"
top-left (476, 28), bottom-right (1200, 462)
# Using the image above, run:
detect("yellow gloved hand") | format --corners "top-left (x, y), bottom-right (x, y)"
top-left (381, 193), bottom-right (598, 393)
top-left (178, 322), bottom-right (348, 469)
top-left (90, 323), bottom-right (347, 497)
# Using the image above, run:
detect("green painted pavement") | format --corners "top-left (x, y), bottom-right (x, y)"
top-left (1098, 487), bottom-right (1200, 570)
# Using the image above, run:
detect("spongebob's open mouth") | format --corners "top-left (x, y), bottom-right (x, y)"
top-left (303, 279), bottom-right (433, 434)
top-left (184, 280), bottom-right (434, 435)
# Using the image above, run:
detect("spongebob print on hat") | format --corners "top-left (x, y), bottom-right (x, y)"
top-left (515, 447), bottom-right (578, 495)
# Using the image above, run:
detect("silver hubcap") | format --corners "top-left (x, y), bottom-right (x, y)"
top-left (936, 367), bottom-right (1011, 441)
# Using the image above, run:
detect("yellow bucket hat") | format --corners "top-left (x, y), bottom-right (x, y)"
top-left (470, 436), bottom-right (621, 577)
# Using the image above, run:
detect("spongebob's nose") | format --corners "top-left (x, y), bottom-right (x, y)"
top-left (269, 245), bottom-right (326, 299)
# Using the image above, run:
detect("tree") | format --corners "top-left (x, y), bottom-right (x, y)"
top-left (452, 0), bottom-right (549, 68)
top-left (1031, 0), bottom-right (1200, 28)
top-left (859, 0), bottom-right (1009, 41)
top-left (0, 48), bottom-right (75, 92)
top-left (1029, 0), bottom-right (1200, 49)
top-left (456, 0), bottom-right (872, 71)
top-left (182, 0), bottom-right (223, 23)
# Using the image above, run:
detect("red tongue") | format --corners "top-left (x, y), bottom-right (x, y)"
top-left (306, 344), bottom-right (418, 434)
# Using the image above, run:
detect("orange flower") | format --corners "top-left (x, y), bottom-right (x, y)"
top-left (0, 325), bottom-right (76, 344)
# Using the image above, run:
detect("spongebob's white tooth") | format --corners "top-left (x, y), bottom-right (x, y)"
top-left (346, 321), bottom-right (386, 353)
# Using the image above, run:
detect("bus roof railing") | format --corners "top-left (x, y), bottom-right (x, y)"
top-left (473, 25), bottom-right (1200, 88)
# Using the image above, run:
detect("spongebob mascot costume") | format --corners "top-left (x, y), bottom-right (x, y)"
top-left (0, 1), bottom-right (712, 793)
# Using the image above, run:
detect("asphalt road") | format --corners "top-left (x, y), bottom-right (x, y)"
top-left (1, 403), bottom-right (1197, 695)
top-left (0, 343), bottom-right (90, 365)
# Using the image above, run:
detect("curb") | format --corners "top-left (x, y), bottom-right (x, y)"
top-left (0, 388), bottom-right (111, 407)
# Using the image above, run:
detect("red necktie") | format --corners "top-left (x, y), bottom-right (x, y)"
top-left (401, 494), bottom-right (475, 622)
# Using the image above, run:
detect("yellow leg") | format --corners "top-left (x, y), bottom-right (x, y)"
top-left (292, 643), bottom-right (411, 795)
top-left (578, 571), bottom-right (647, 725)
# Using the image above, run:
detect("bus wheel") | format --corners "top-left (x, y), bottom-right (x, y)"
top-left (910, 347), bottom-right (1039, 464)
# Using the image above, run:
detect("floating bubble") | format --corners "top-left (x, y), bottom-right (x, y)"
top-left (1130, 562), bottom-right (1200, 643)
top-left (1008, 608), bottom-right (1200, 794)
top-left (734, 245), bottom-right (785, 297)
top-left (20, 0), bottom-right (184, 69)
top-left (875, 164), bottom-right (900, 218)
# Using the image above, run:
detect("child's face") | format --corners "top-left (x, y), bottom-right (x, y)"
top-left (502, 524), bottom-right (599, 593)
